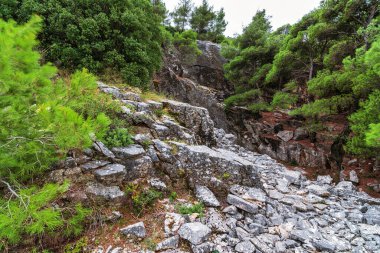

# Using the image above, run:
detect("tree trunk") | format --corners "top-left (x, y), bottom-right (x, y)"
top-left (309, 58), bottom-right (314, 81)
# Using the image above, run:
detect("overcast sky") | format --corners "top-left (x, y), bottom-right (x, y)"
top-left (164, 0), bottom-right (321, 36)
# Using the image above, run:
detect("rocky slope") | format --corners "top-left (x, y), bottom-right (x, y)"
top-left (153, 40), bottom-right (380, 194)
top-left (46, 84), bottom-right (380, 253)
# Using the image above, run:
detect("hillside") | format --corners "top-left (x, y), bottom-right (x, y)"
top-left (0, 0), bottom-right (379, 252)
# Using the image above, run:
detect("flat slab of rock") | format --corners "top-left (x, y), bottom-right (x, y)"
top-left (93, 141), bottom-right (115, 158)
top-left (195, 185), bottom-right (220, 207)
top-left (94, 164), bottom-right (125, 184)
top-left (306, 184), bottom-right (330, 197)
top-left (230, 185), bottom-right (267, 203)
top-left (227, 194), bottom-right (259, 214)
top-left (178, 222), bottom-right (211, 245)
top-left (86, 183), bottom-right (124, 200)
top-left (81, 160), bottom-right (110, 171)
top-left (156, 235), bottom-right (179, 251)
top-left (112, 144), bottom-right (145, 159)
top-left (120, 222), bottom-right (146, 239)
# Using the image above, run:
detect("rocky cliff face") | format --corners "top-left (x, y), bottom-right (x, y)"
top-left (40, 84), bottom-right (380, 253)
top-left (153, 41), bottom-right (232, 130)
top-left (154, 40), bottom-right (374, 177)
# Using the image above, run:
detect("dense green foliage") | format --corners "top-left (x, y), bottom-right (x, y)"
top-left (104, 128), bottom-right (134, 148)
top-left (173, 29), bottom-right (202, 64)
top-left (170, 0), bottom-right (194, 32)
top-left (0, 181), bottom-right (91, 249)
top-left (0, 17), bottom-right (116, 181)
top-left (125, 184), bottom-right (163, 216)
top-left (222, 0), bottom-right (379, 157)
top-left (169, 0), bottom-right (227, 42)
top-left (0, 0), bottom-right (165, 88)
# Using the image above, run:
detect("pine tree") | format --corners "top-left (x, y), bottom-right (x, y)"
top-left (0, 17), bottom-right (113, 181)
top-left (170, 0), bottom-right (194, 32)
top-left (190, 0), bottom-right (215, 39)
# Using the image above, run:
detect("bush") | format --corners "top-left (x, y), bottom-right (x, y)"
top-left (346, 90), bottom-right (380, 157)
top-left (0, 0), bottom-right (165, 89)
top-left (0, 17), bottom-right (112, 181)
top-left (104, 128), bottom-right (134, 148)
top-left (125, 184), bottom-right (163, 216)
top-left (176, 203), bottom-right (205, 217)
top-left (271, 92), bottom-right (298, 110)
top-left (173, 30), bottom-right (202, 65)
top-left (224, 89), bottom-right (262, 108)
top-left (0, 181), bottom-right (91, 250)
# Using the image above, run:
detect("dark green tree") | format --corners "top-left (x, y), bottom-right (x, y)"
top-left (0, 0), bottom-right (165, 89)
top-left (208, 8), bottom-right (228, 43)
top-left (222, 10), bottom-right (287, 109)
top-left (190, 0), bottom-right (215, 39)
top-left (170, 0), bottom-right (194, 32)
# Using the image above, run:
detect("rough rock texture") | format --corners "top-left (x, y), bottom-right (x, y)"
top-left (154, 40), bottom-right (364, 172)
top-left (154, 41), bottom-right (232, 129)
top-left (178, 222), bottom-right (211, 245)
top-left (120, 222), bottom-right (146, 239)
top-left (46, 85), bottom-right (380, 253)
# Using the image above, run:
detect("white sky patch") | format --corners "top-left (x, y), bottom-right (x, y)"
top-left (164, 0), bottom-right (321, 36)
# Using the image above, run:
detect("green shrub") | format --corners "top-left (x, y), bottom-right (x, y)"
top-left (0, 0), bottom-right (165, 89)
top-left (125, 185), bottom-right (163, 216)
top-left (0, 17), bottom-right (112, 181)
top-left (346, 90), bottom-right (380, 157)
top-left (224, 89), bottom-right (262, 108)
top-left (173, 30), bottom-right (202, 64)
top-left (169, 191), bottom-right (178, 202)
top-left (248, 102), bottom-right (270, 113)
top-left (104, 128), bottom-right (134, 148)
top-left (176, 203), bottom-right (205, 217)
top-left (0, 181), bottom-right (91, 250)
top-left (271, 92), bottom-right (298, 110)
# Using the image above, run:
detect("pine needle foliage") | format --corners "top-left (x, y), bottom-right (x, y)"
top-left (0, 17), bottom-right (114, 181)
top-left (0, 181), bottom-right (91, 249)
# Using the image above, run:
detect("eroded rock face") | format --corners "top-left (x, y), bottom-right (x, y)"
top-left (153, 41), bottom-right (232, 130)
top-left (47, 85), bottom-right (380, 253)
top-left (163, 100), bottom-right (216, 146)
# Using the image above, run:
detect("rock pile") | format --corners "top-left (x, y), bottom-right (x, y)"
top-left (49, 85), bottom-right (380, 253)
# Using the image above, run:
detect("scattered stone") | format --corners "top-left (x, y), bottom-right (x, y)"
top-left (306, 184), bottom-right (330, 197)
top-left (81, 160), bottom-right (110, 171)
top-left (178, 222), bottom-right (211, 245)
top-left (156, 235), bottom-right (179, 251)
top-left (112, 145), bottom-right (145, 159)
top-left (317, 175), bottom-right (333, 185)
top-left (93, 141), bottom-right (115, 159)
top-left (235, 240), bottom-right (255, 253)
top-left (281, 170), bottom-right (302, 185)
top-left (195, 185), bottom-right (220, 207)
top-left (223, 205), bottom-right (238, 215)
top-left (312, 239), bottom-right (336, 252)
top-left (349, 170), bottom-right (359, 184)
top-left (94, 164), bottom-right (125, 185)
top-left (293, 128), bottom-right (309, 140)
top-left (277, 130), bottom-right (294, 142)
top-left (227, 194), bottom-right (259, 214)
top-left (120, 222), bottom-right (146, 239)
top-left (86, 183), bottom-right (124, 201)
top-left (148, 178), bottom-right (167, 191)
top-left (164, 213), bottom-right (185, 236)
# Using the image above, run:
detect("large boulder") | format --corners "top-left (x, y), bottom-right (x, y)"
top-left (163, 100), bottom-right (216, 145)
top-left (178, 222), bottom-right (211, 245)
